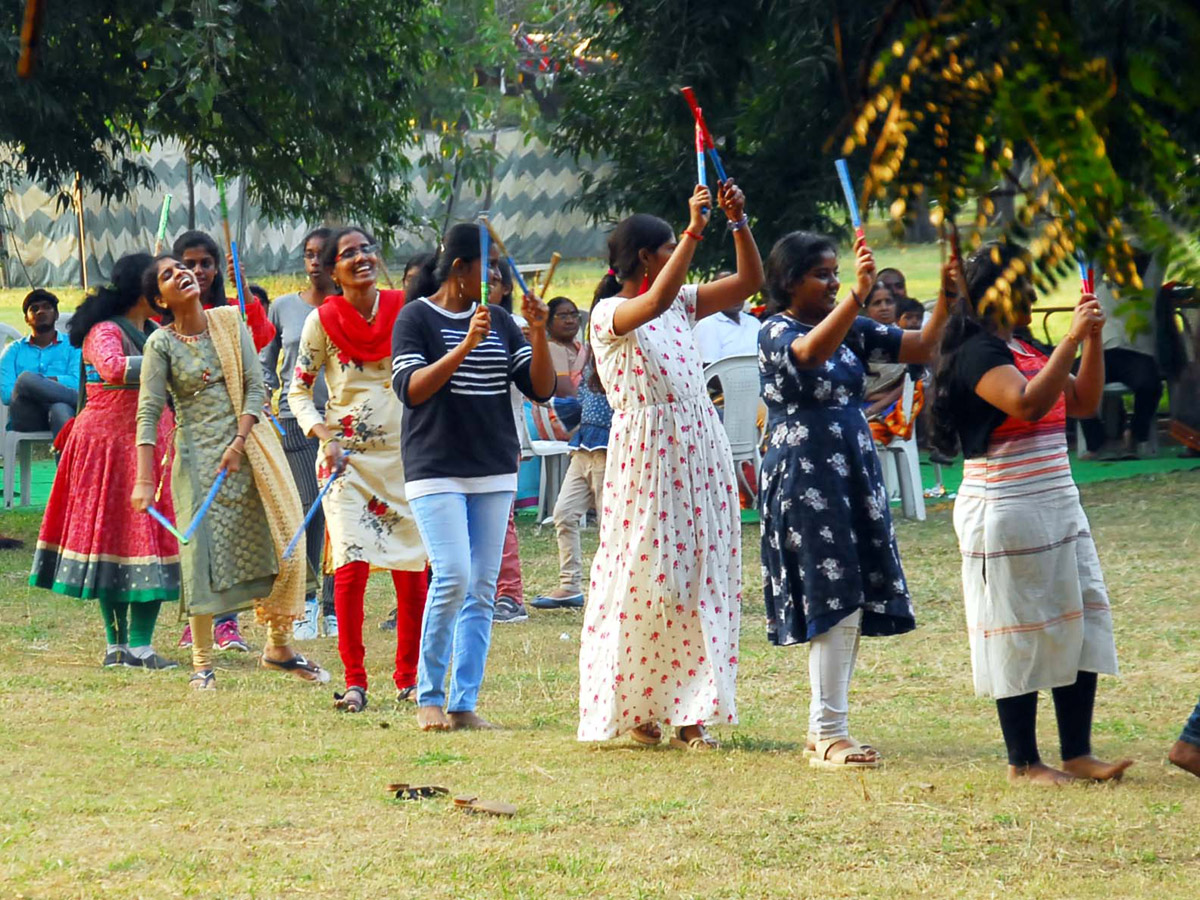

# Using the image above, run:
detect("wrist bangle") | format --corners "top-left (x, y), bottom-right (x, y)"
top-left (728, 214), bottom-right (748, 232)
top-left (683, 230), bottom-right (704, 242)
top-left (228, 444), bottom-right (244, 456)
top-left (849, 290), bottom-right (865, 308)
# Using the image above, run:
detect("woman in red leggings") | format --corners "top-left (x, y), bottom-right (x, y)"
top-left (288, 225), bottom-right (429, 711)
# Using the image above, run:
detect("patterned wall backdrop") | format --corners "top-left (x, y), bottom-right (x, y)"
top-left (0, 131), bottom-right (610, 287)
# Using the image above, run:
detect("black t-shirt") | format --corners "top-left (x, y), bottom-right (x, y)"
top-left (391, 298), bottom-right (552, 492)
top-left (946, 331), bottom-right (1017, 458)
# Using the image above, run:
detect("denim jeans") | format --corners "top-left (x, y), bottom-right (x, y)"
top-left (1182, 696), bottom-right (1200, 748)
top-left (410, 490), bottom-right (512, 711)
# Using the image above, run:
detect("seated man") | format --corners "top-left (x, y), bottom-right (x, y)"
top-left (1078, 254), bottom-right (1165, 459)
top-left (0, 289), bottom-right (80, 439)
top-left (692, 272), bottom-right (761, 366)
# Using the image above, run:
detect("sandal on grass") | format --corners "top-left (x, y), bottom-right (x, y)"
top-left (260, 652), bottom-right (330, 683)
top-left (189, 669), bottom-right (216, 691)
top-left (396, 686), bottom-right (417, 704)
top-left (454, 794), bottom-right (517, 817)
top-left (334, 686), bottom-right (368, 713)
top-left (809, 737), bottom-right (879, 770)
top-left (629, 722), bottom-right (663, 746)
top-left (670, 725), bottom-right (719, 751)
top-left (387, 783), bottom-right (449, 800)
top-left (805, 733), bottom-right (876, 759)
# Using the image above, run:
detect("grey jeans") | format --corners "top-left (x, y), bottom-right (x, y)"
top-left (8, 371), bottom-right (75, 438)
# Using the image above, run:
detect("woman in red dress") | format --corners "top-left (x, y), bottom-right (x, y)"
top-left (30, 253), bottom-right (181, 669)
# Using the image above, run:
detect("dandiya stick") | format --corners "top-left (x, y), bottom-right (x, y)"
top-left (482, 219), bottom-right (535, 297)
top-left (695, 119), bottom-right (709, 215)
top-left (946, 219), bottom-right (970, 305)
top-left (834, 158), bottom-right (865, 243)
top-left (182, 468), bottom-right (228, 542)
top-left (216, 175), bottom-right (234, 260)
top-left (153, 194), bottom-right (173, 255)
top-left (680, 87), bottom-right (729, 183)
top-left (147, 506), bottom-right (188, 545)
top-left (263, 405), bottom-right (286, 436)
top-left (540, 252), bottom-right (562, 300)
top-left (283, 453), bottom-right (352, 560)
top-left (478, 218), bottom-right (490, 307)
top-left (230, 240), bottom-right (248, 320)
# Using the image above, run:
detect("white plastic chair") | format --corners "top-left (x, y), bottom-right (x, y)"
top-left (0, 323), bottom-right (54, 508)
top-left (530, 439), bottom-right (571, 527)
top-left (876, 374), bottom-right (926, 521)
top-left (703, 354), bottom-right (762, 499)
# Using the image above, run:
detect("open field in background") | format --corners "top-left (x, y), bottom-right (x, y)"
top-left (0, 228), bottom-right (1090, 342)
top-left (1, 472), bottom-right (1199, 898)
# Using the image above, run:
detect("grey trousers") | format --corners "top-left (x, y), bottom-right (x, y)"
top-left (8, 371), bottom-right (75, 437)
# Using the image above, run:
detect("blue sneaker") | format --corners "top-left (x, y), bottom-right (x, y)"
top-left (293, 597), bottom-right (319, 641)
top-left (531, 592), bottom-right (585, 609)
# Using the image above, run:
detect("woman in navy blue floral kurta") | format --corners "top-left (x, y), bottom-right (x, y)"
top-left (759, 312), bottom-right (914, 643)
top-left (757, 231), bottom-right (953, 769)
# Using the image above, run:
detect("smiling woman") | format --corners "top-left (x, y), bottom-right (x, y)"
top-left (132, 255), bottom-right (327, 691)
top-left (287, 226), bottom-right (429, 714)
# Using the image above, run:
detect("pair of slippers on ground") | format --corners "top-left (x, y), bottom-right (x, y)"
top-left (388, 783), bottom-right (515, 817)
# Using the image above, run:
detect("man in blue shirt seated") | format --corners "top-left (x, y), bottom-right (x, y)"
top-left (0, 289), bottom-right (81, 438)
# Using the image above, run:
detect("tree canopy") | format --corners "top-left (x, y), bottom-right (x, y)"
top-left (0, 0), bottom-right (513, 232)
top-left (551, 0), bottom-right (1200, 309)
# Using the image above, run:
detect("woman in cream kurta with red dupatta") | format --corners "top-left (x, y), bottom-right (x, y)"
top-left (289, 286), bottom-right (427, 706)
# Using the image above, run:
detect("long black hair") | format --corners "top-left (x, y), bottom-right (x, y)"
top-left (930, 239), bottom-right (1034, 456)
top-left (68, 252), bottom-right (153, 348)
top-left (171, 230), bottom-right (225, 307)
top-left (405, 223), bottom-right (482, 300)
top-left (763, 231), bottom-right (838, 315)
top-left (592, 214), bottom-right (675, 301)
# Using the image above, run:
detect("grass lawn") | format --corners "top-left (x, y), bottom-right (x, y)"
top-left (1, 472), bottom-right (1198, 898)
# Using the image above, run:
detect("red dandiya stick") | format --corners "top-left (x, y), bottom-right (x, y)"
top-left (680, 87), bottom-right (729, 182)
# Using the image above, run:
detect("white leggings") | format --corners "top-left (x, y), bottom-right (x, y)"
top-left (808, 608), bottom-right (863, 739)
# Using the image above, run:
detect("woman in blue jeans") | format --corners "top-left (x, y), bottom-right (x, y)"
top-left (391, 223), bottom-right (554, 730)
top-left (1171, 700), bottom-right (1200, 778)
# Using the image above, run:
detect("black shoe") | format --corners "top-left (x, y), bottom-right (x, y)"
top-left (102, 649), bottom-right (128, 668)
top-left (379, 608), bottom-right (397, 631)
top-left (493, 596), bottom-right (529, 624)
top-left (125, 651), bottom-right (180, 670)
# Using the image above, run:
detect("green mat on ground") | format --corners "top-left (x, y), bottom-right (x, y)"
top-left (6, 452), bottom-right (1199, 516)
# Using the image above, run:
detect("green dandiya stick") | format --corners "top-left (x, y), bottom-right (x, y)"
top-left (153, 194), bottom-right (172, 254)
top-left (216, 175), bottom-right (234, 261)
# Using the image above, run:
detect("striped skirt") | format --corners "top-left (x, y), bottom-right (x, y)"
top-left (952, 428), bottom-right (1118, 699)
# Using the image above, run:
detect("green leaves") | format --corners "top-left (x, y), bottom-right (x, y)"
top-left (0, 0), bottom-right (522, 239)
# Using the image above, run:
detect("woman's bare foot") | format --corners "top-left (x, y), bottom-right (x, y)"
top-left (417, 706), bottom-right (451, 731)
top-left (1061, 754), bottom-right (1134, 782)
top-left (1168, 740), bottom-right (1200, 777)
top-left (448, 711), bottom-right (497, 730)
top-left (1008, 762), bottom-right (1076, 786)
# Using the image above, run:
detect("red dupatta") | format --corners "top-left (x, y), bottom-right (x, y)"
top-left (317, 289), bottom-right (404, 365)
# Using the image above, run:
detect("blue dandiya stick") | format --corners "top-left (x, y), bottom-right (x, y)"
top-left (182, 468), bottom-right (228, 542)
top-left (834, 158), bottom-right (865, 242)
top-left (481, 219), bottom-right (533, 297)
top-left (478, 219), bottom-right (490, 307)
top-left (264, 406), bottom-right (286, 436)
top-left (147, 506), bottom-right (188, 544)
top-left (283, 453), bottom-right (351, 560)
top-left (695, 122), bottom-right (707, 189)
top-left (230, 239), bottom-right (248, 321)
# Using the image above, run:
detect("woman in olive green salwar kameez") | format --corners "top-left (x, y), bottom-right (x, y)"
top-left (133, 257), bottom-right (328, 690)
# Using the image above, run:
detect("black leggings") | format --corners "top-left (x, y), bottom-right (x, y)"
top-left (995, 671), bottom-right (1097, 767)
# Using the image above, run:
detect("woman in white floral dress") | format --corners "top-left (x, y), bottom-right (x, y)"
top-left (578, 182), bottom-right (763, 749)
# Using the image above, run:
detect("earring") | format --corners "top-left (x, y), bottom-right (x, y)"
top-left (639, 273), bottom-right (649, 295)
top-left (456, 277), bottom-right (466, 301)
